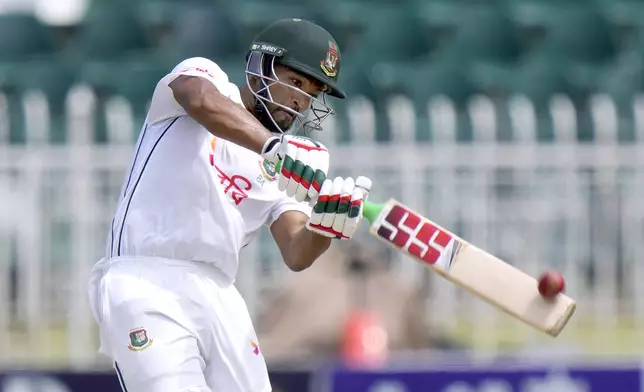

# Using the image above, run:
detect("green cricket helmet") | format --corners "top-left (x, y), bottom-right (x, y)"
top-left (245, 18), bottom-right (345, 134)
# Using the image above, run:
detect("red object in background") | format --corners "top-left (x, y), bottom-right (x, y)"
top-left (340, 309), bottom-right (389, 368)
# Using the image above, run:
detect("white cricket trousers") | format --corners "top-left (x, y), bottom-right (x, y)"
top-left (87, 256), bottom-right (271, 392)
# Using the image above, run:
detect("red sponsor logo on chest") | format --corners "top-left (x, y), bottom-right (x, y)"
top-left (212, 164), bottom-right (252, 206)
top-left (209, 138), bottom-right (256, 206)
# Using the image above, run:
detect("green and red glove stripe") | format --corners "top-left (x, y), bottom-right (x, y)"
top-left (314, 195), bottom-right (329, 214)
top-left (290, 160), bottom-right (305, 184)
top-left (300, 166), bottom-right (314, 191)
top-left (337, 195), bottom-right (351, 214)
top-left (281, 155), bottom-right (294, 179)
top-left (311, 170), bottom-right (325, 193)
top-left (325, 194), bottom-right (341, 213)
top-left (348, 198), bottom-right (362, 219)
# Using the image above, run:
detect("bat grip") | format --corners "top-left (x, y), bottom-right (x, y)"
top-left (354, 176), bottom-right (372, 199)
top-left (355, 185), bottom-right (370, 199)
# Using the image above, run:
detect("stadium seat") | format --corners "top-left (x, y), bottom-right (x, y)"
top-left (439, 7), bottom-right (522, 64)
top-left (414, 0), bottom-right (506, 27)
top-left (415, 1), bottom-right (520, 64)
top-left (217, 59), bottom-right (247, 87)
top-left (353, 8), bottom-right (431, 63)
top-left (78, 6), bottom-right (151, 60)
top-left (135, 0), bottom-right (188, 27)
top-left (508, 1), bottom-right (617, 64)
top-left (599, 0), bottom-right (644, 65)
top-left (0, 14), bottom-right (55, 61)
top-left (170, 4), bottom-right (244, 61)
top-left (309, 1), bottom-right (409, 56)
top-left (596, 0), bottom-right (644, 36)
top-left (303, 12), bottom-right (359, 56)
top-left (229, 1), bottom-right (313, 49)
top-left (415, 0), bottom-right (466, 29)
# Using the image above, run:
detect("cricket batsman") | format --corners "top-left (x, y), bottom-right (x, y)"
top-left (87, 18), bottom-right (371, 392)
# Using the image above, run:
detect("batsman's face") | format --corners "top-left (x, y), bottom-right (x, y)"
top-left (267, 65), bottom-right (326, 130)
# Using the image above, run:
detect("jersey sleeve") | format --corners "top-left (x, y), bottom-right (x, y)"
top-left (266, 197), bottom-right (313, 228)
top-left (146, 57), bottom-right (231, 125)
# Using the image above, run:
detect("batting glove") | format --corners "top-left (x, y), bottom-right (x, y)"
top-left (261, 135), bottom-right (329, 203)
top-left (306, 176), bottom-right (372, 239)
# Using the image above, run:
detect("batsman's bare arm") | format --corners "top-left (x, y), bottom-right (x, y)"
top-left (271, 211), bottom-right (332, 272)
top-left (169, 75), bottom-right (273, 154)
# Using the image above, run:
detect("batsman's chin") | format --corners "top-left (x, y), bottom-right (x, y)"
top-left (273, 110), bottom-right (295, 126)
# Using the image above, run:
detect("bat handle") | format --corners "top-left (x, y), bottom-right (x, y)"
top-left (353, 177), bottom-right (380, 223)
top-left (361, 200), bottom-right (384, 224)
top-left (354, 176), bottom-right (372, 198)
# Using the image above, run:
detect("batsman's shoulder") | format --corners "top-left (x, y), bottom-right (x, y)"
top-left (167, 57), bottom-right (230, 86)
top-left (147, 57), bottom-right (231, 124)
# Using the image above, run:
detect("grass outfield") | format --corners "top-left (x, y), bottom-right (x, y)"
top-left (1, 318), bottom-right (642, 368)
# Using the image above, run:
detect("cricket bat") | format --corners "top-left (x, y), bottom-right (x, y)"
top-left (360, 199), bottom-right (577, 337)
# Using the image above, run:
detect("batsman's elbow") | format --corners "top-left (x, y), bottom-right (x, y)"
top-left (283, 257), bottom-right (314, 272)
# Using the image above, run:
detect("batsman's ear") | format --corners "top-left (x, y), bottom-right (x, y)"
top-left (355, 176), bottom-right (372, 198)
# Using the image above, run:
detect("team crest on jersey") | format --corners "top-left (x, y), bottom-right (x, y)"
top-left (320, 41), bottom-right (339, 77)
top-left (127, 327), bottom-right (153, 351)
top-left (259, 159), bottom-right (278, 181)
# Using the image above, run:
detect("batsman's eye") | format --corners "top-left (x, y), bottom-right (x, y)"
top-left (291, 78), bottom-right (302, 88)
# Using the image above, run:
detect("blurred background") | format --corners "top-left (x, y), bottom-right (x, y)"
top-left (1, 0), bottom-right (644, 391)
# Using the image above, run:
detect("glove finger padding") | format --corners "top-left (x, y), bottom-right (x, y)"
top-left (341, 180), bottom-right (370, 237)
top-left (276, 136), bottom-right (329, 203)
top-left (308, 179), bottom-right (336, 238)
top-left (332, 177), bottom-right (354, 234)
top-left (307, 150), bottom-right (328, 202)
top-left (278, 140), bottom-right (297, 193)
top-left (321, 177), bottom-right (344, 228)
top-left (307, 176), bottom-right (373, 239)
top-left (287, 147), bottom-right (307, 200)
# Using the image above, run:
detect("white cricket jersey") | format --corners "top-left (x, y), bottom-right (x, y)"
top-left (106, 57), bottom-right (311, 284)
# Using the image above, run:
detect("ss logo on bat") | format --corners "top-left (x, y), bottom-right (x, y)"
top-left (377, 204), bottom-right (454, 265)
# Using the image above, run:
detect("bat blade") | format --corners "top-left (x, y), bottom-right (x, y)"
top-left (361, 199), bottom-right (576, 337)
